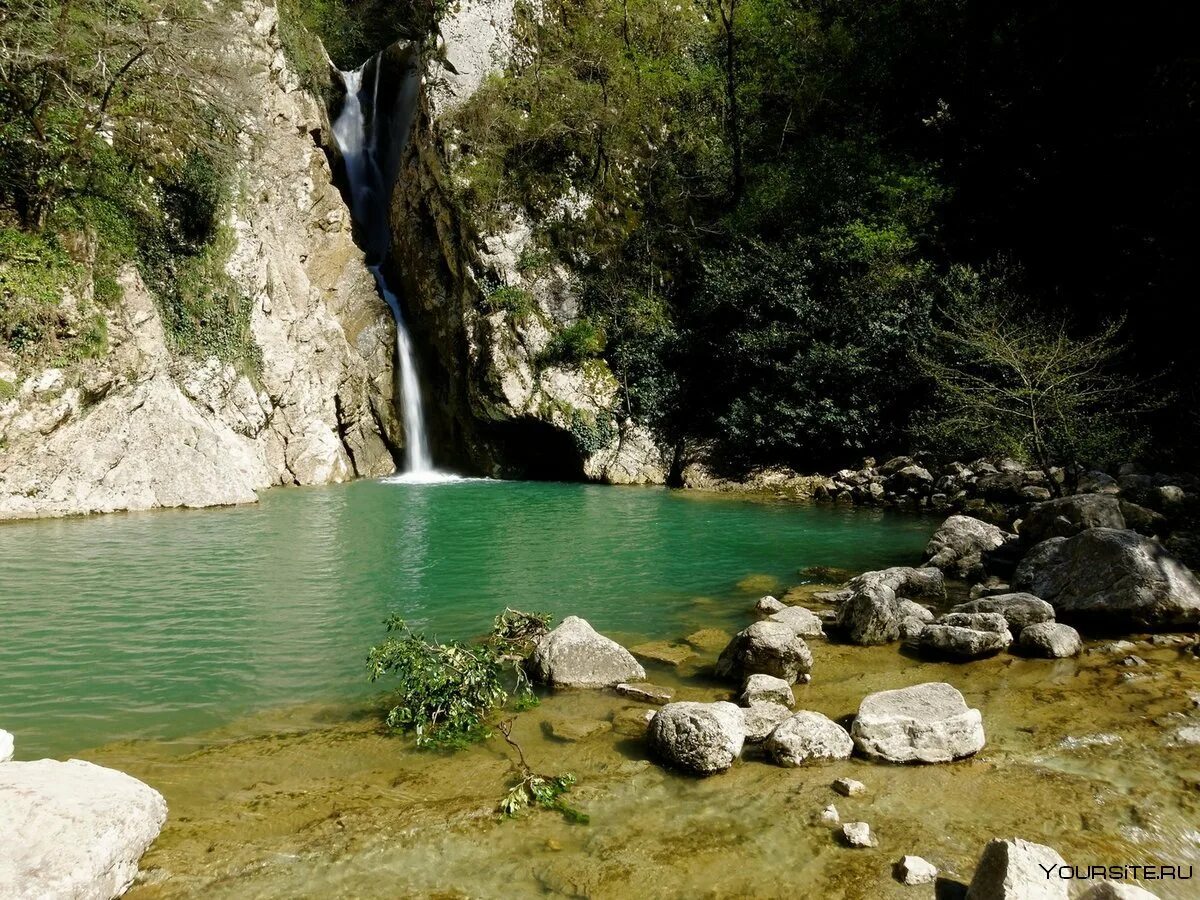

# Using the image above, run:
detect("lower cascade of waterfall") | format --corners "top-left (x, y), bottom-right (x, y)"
top-left (332, 53), bottom-right (457, 483)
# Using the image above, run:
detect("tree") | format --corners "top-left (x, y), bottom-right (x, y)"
top-left (919, 267), bottom-right (1148, 492)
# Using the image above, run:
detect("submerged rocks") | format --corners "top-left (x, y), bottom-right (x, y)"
top-left (924, 515), bottom-right (1011, 580)
top-left (918, 612), bottom-right (1013, 659)
top-left (1014, 528), bottom-right (1200, 629)
top-left (614, 683), bottom-right (674, 705)
top-left (836, 567), bottom-right (947, 645)
top-left (965, 837), bottom-right (1067, 900)
top-left (949, 593), bottom-right (1055, 636)
top-left (648, 701), bottom-right (746, 775)
top-left (764, 711), bottom-right (854, 766)
top-left (0, 758), bottom-right (167, 899)
top-left (530, 616), bottom-right (646, 687)
top-left (1017, 622), bottom-right (1082, 658)
top-left (715, 621), bottom-right (813, 683)
top-left (740, 673), bottom-right (795, 708)
top-left (629, 640), bottom-right (695, 667)
top-left (851, 682), bottom-right (985, 763)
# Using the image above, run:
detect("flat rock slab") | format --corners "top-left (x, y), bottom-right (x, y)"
top-left (615, 682), bottom-right (675, 705)
top-left (851, 682), bottom-right (985, 763)
top-left (0, 758), bottom-right (167, 900)
top-left (545, 718), bottom-right (614, 742)
top-left (629, 640), bottom-right (695, 667)
top-left (684, 628), bottom-right (732, 651)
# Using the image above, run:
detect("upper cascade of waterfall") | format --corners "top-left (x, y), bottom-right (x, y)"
top-left (332, 51), bottom-right (440, 478)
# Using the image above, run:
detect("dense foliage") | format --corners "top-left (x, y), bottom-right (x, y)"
top-left (0, 0), bottom-right (258, 370)
top-left (367, 608), bottom-right (551, 747)
top-left (447, 0), bottom-right (1197, 472)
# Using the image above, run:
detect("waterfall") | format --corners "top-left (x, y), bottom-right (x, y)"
top-left (332, 57), bottom-right (434, 476)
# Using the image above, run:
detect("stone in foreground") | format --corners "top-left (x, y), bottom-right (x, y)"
top-left (765, 711), bottom-right (853, 766)
top-left (648, 701), bottom-right (746, 775)
top-left (1015, 529), bottom-right (1200, 629)
top-left (715, 621), bottom-right (813, 683)
top-left (740, 673), bottom-right (795, 708)
top-left (895, 855), bottom-right (938, 885)
top-left (965, 837), bottom-right (1067, 900)
top-left (530, 616), bottom-right (646, 687)
top-left (950, 593), bottom-right (1055, 636)
top-left (851, 682), bottom-right (985, 763)
top-left (0, 758), bottom-right (167, 900)
top-left (740, 702), bottom-right (794, 743)
top-left (918, 613), bottom-right (1013, 659)
top-left (840, 821), bottom-right (877, 848)
top-left (832, 777), bottom-right (866, 797)
top-left (1018, 622), bottom-right (1082, 658)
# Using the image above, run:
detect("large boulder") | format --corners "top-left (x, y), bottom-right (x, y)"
top-left (765, 711), bottom-right (854, 766)
top-left (1013, 528), bottom-right (1200, 629)
top-left (965, 837), bottom-right (1067, 900)
top-left (1017, 622), bottom-right (1082, 658)
top-left (836, 567), bottom-right (946, 645)
top-left (0, 758), bottom-right (168, 899)
top-left (851, 682), bottom-right (985, 763)
top-left (648, 702), bottom-right (746, 774)
top-left (715, 621), bottom-right (813, 683)
top-left (924, 515), bottom-right (1011, 580)
top-left (529, 616), bottom-right (646, 687)
top-left (949, 593), bottom-right (1054, 636)
top-left (918, 613), bottom-right (1013, 659)
top-left (1020, 494), bottom-right (1125, 544)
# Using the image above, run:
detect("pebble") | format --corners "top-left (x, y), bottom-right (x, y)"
top-left (894, 855), bottom-right (938, 885)
top-left (832, 777), bottom-right (866, 797)
top-left (840, 822), bottom-right (877, 848)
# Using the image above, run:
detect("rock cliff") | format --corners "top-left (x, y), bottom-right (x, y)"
top-left (0, 2), bottom-right (401, 520)
top-left (386, 0), bottom-right (668, 482)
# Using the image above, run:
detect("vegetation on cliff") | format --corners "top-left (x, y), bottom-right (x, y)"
top-left (444, 0), bottom-right (1196, 474)
top-left (0, 0), bottom-right (258, 372)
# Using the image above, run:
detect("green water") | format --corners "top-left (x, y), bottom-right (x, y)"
top-left (0, 480), bottom-right (933, 757)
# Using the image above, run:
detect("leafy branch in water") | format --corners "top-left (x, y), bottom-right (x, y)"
top-left (366, 609), bottom-right (551, 748)
top-left (497, 720), bottom-right (589, 824)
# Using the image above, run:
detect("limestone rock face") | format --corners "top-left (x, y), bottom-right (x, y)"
top-left (1013, 528), bottom-right (1200, 629)
top-left (965, 837), bottom-right (1067, 900)
top-left (715, 622), bottom-right (814, 683)
top-left (851, 682), bottom-right (985, 763)
top-left (1018, 622), bottom-right (1083, 658)
top-left (764, 711), bottom-right (854, 766)
top-left (0, 758), bottom-right (168, 899)
top-left (0, 2), bottom-right (399, 520)
top-left (924, 515), bottom-right (1011, 580)
top-left (530, 616), bottom-right (646, 687)
top-left (648, 701), bottom-right (746, 775)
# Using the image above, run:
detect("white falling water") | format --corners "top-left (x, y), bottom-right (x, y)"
top-left (332, 59), bottom-right (435, 477)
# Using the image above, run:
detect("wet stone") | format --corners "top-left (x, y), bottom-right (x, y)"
top-left (832, 777), bottom-right (866, 797)
top-left (840, 821), bottom-right (877, 848)
top-left (894, 855), bottom-right (938, 885)
top-left (546, 718), bottom-right (614, 743)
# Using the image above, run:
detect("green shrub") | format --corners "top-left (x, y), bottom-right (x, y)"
top-left (483, 283), bottom-right (536, 321)
top-left (541, 319), bottom-right (606, 366)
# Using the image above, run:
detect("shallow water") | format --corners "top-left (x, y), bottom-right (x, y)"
top-left (0, 480), bottom-right (931, 757)
top-left (5, 481), bottom-right (1199, 897)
